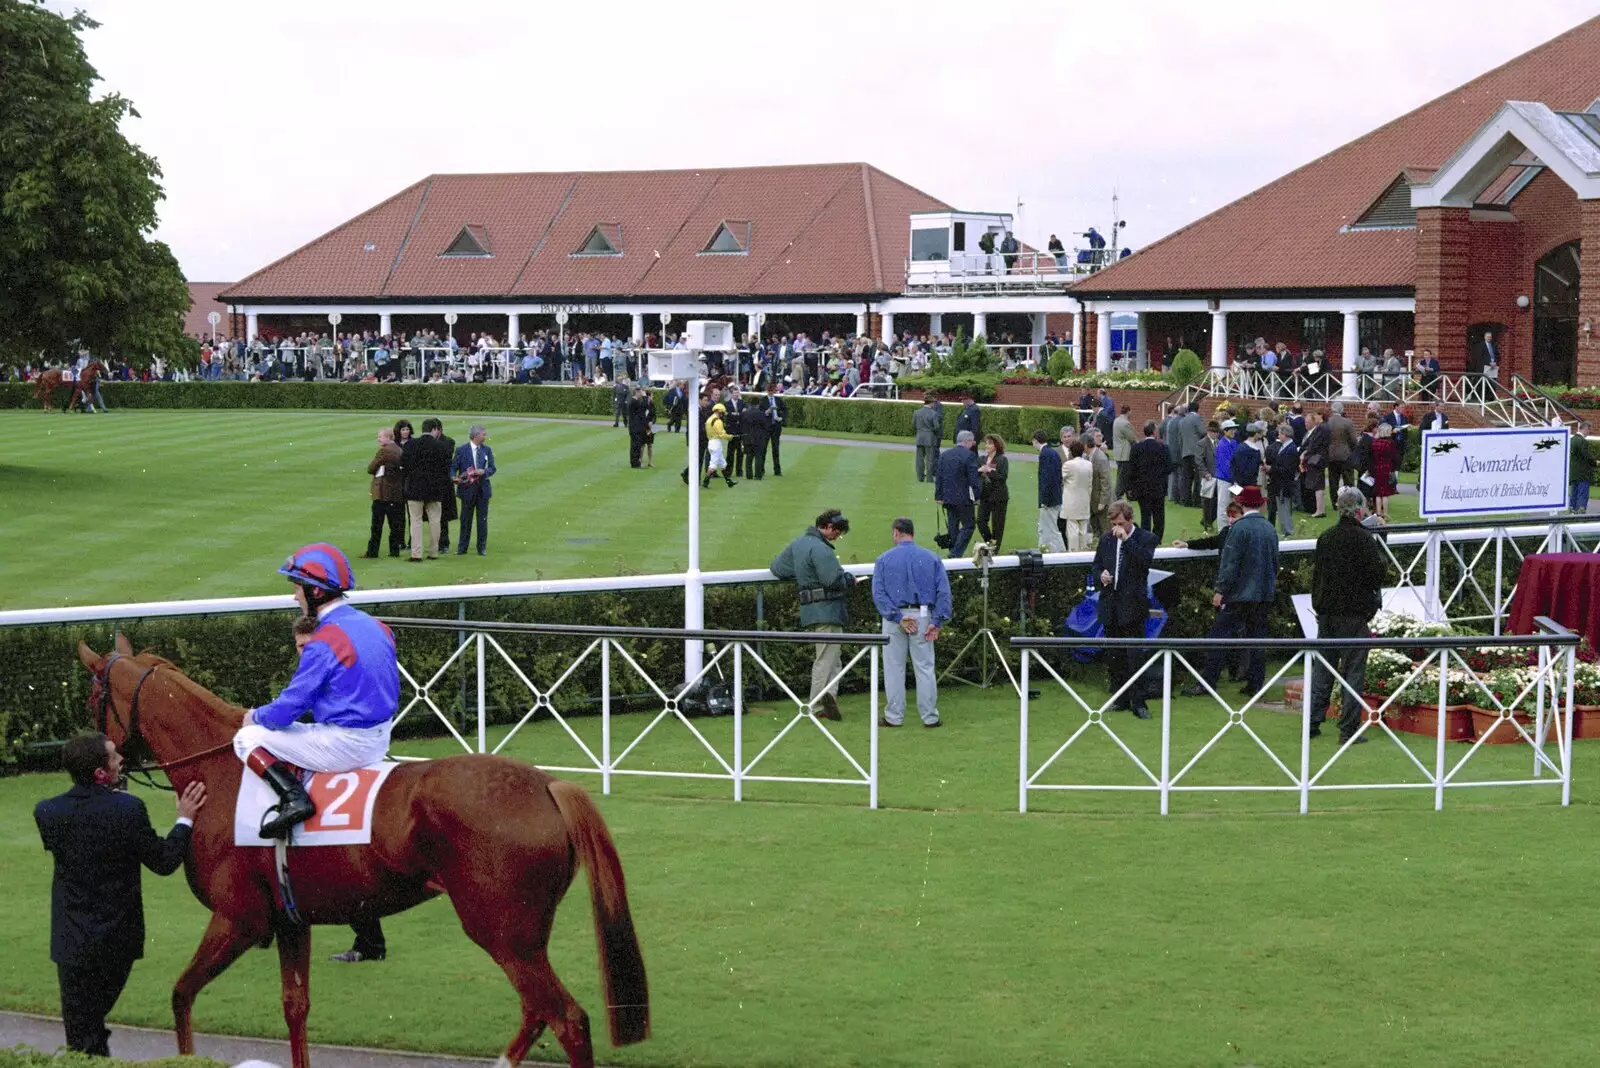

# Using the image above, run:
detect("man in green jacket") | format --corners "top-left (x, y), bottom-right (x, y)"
top-left (1570, 421), bottom-right (1593, 514)
top-left (771, 510), bottom-right (855, 720)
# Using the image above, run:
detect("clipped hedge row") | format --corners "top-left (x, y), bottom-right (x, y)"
top-left (0, 381), bottom-right (1081, 448)
top-left (2, 554), bottom-right (1322, 768)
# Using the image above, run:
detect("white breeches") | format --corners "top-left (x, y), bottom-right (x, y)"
top-left (234, 721), bottom-right (392, 771)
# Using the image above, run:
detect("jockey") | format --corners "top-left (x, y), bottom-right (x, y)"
top-left (235, 543), bottom-right (398, 838)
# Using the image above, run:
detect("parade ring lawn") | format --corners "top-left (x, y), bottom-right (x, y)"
top-left (3, 685), bottom-right (1598, 1068)
top-left (0, 409), bottom-right (1433, 610)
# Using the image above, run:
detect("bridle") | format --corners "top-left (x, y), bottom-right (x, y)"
top-left (94, 651), bottom-right (234, 791)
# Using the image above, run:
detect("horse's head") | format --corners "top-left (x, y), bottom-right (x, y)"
top-left (78, 633), bottom-right (156, 763)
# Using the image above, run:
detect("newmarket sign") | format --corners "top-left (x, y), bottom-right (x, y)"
top-left (1418, 425), bottom-right (1569, 518)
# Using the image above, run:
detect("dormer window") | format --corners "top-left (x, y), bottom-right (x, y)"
top-left (1348, 175), bottom-right (1417, 230)
top-left (701, 221), bottom-right (750, 255)
top-left (573, 224), bottom-right (622, 257)
top-left (441, 225), bottom-right (492, 258)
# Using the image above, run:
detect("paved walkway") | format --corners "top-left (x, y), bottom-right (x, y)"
top-left (0, 1010), bottom-right (569, 1068)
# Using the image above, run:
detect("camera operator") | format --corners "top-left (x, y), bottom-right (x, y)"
top-left (771, 510), bottom-right (857, 720)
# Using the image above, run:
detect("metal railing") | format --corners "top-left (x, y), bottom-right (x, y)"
top-left (904, 250), bottom-right (1083, 294)
top-left (1014, 618), bottom-right (1579, 815)
top-left (1199, 368), bottom-right (1578, 430)
top-left (378, 617), bottom-right (886, 807)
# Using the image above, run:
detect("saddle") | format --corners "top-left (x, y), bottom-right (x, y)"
top-left (234, 761), bottom-right (399, 848)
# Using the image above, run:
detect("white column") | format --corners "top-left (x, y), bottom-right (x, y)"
top-left (631, 312), bottom-right (645, 345)
top-left (1071, 310), bottom-right (1084, 369)
top-left (1095, 311), bottom-right (1111, 372)
top-left (245, 311), bottom-right (259, 344)
top-left (748, 311), bottom-right (762, 342)
top-left (880, 312), bottom-right (895, 342)
top-left (1341, 309), bottom-right (1360, 398)
top-left (379, 311), bottom-right (392, 338)
top-left (1210, 310), bottom-right (1228, 370)
top-left (1030, 312), bottom-right (1047, 347)
top-left (1135, 312), bottom-right (1149, 370)
top-left (505, 312), bottom-right (519, 347)
top-left (973, 311), bottom-right (987, 339)
top-left (929, 312), bottom-right (943, 337)
top-left (855, 311), bottom-right (869, 337)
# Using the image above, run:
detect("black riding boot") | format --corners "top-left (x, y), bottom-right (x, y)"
top-left (257, 759), bottom-right (315, 838)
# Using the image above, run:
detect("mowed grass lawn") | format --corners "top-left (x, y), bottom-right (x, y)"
top-left (3, 680), bottom-right (1599, 1068)
top-left (0, 408), bottom-right (1438, 609)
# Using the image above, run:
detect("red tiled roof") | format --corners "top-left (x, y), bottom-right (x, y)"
top-left (220, 163), bottom-right (949, 303)
top-left (1072, 15), bottom-right (1600, 296)
top-left (183, 282), bottom-right (232, 337)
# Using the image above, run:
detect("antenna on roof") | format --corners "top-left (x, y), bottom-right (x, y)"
top-left (1108, 189), bottom-right (1128, 262)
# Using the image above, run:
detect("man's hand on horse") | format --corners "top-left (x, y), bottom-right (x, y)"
top-left (176, 781), bottom-right (207, 821)
top-left (240, 709), bottom-right (255, 728)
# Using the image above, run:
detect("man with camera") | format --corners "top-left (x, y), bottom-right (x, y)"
top-left (770, 510), bottom-right (857, 720)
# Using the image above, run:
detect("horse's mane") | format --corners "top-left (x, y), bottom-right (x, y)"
top-left (133, 649), bottom-right (245, 724)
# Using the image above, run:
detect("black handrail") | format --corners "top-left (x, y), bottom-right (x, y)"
top-left (378, 615), bottom-right (889, 645)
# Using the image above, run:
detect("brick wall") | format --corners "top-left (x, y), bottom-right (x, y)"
top-left (1464, 170), bottom-right (1584, 380)
top-left (1081, 312), bottom-right (1099, 367)
top-left (1581, 200), bottom-right (1600, 383)
top-left (1414, 206), bottom-right (1472, 372)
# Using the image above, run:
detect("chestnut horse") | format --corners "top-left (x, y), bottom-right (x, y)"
top-left (78, 637), bottom-right (649, 1068)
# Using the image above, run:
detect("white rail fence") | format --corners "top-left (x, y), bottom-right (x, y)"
top-left (1015, 620), bottom-right (1579, 815)
top-left (380, 617), bottom-right (886, 807)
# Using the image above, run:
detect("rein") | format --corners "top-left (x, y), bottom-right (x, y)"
top-left (96, 651), bottom-right (234, 790)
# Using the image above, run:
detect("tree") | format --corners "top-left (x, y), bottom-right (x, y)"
top-left (0, 1), bottom-right (189, 368)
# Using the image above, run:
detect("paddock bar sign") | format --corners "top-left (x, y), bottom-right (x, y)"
top-left (1418, 426), bottom-right (1569, 518)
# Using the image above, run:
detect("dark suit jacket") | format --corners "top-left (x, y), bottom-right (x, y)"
top-left (450, 441), bottom-right (496, 500)
top-left (1126, 437), bottom-right (1170, 501)
top-left (954, 402), bottom-right (981, 443)
top-left (34, 783), bottom-right (191, 966)
top-left (1036, 445), bottom-right (1063, 508)
top-left (1093, 526), bottom-right (1157, 628)
top-left (933, 444), bottom-right (981, 506)
top-left (1419, 411), bottom-right (1449, 432)
top-left (402, 434), bottom-right (453, 502)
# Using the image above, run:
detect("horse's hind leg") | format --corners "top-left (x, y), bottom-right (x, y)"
top-left (173, 912), bottom-right (261, 1055)
top-left (495, 951), bottom-right (592, 1068)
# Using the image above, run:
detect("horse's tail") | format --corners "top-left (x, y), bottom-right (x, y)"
top-left (546, 779), bottom-right (650, 1046)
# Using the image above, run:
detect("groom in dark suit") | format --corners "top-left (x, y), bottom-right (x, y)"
top-left (34, 734), bottom-right (205, 1056)
top-left (1093, 501), bottom-right (1158, 719)
top-left (450, 423), bottom-right (496, 556)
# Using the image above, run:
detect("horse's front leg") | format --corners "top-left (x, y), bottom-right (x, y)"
top-left (276, 922), bottom-right (313, 1068)
top-left (173, 911), bottom-right (261, 1055)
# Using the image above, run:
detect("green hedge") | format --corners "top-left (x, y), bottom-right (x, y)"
top-left (0, 1052), bottom-right (223, 1068)
top-left (0, 382), bottom-right (1079, 449)
top-left (2, 554), bottom-right (1328, 769)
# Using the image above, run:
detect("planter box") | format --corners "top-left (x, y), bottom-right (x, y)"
top-left (993, 384), bottom-right (1169, 411)
top-left (1384, 704), bottom-right (1476, 741)
top-left (1466, 707), bottom-right (1535, 744)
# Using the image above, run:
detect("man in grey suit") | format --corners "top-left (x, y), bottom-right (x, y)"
top-left (1179, 403), bottom-right (1206, 506)
top-left (913, 397), bottom-right (942, 483)
top-left (1163, 404), bottom-right (1185, 503)
top-left (1324, 400), bottom-right (1360, 492)
top-left (1112, 406), bottom-right (1136, 498)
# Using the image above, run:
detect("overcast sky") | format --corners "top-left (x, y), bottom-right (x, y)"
top-left (65, 0), bottom-right (1600, 282)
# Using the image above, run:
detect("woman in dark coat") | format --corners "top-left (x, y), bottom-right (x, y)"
top-left (976, 433), bottom-right (1010, 549)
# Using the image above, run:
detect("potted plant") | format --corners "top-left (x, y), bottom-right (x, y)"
top-left (1391, 666), bottom-right (1476, 740)
top-left (1468, 667), bottom-right (1537, 744)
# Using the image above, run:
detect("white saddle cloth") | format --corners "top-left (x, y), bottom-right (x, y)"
top-left (233, 762), bottom-right (400, 847)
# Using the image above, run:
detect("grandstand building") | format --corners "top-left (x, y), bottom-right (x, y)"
top-left (1070, 16), bottom-right (1600, 386)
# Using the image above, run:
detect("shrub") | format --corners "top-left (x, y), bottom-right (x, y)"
top-left (1046, 348), bottom-right (1074, 381)
top-left (1168, 349), bottom-right (1205, 387)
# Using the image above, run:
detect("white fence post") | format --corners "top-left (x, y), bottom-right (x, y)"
top-left (476, 632), bottom-right (486, 754)
top-left (1434, 650), bottom-right (1448, 812)
top-left (601, 639), bottom-right (612, 796)
top-left (1019, 650), bottom-right (1030, 814)
top-left (869, 646), bottom-right (880, 811)
top-left (1159, 650), bottom-right (1172, 816)
top-left (733, 643), bottom-right (744, 803)
top-left (1300, 650), bottom-right (1313, 815)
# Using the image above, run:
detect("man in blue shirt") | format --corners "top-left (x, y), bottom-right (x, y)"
top-left (232, 543), bottom-right (399, 837)
top-left (871, 518), bottom-right (952, 728)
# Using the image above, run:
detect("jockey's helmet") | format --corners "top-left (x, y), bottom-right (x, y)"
top-left (278, 543), bottom-right (357, 594)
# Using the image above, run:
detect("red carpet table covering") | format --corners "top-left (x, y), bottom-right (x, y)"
top-left (1506, 553), bottom-right (1600, 647)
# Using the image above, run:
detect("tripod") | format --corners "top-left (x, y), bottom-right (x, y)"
top-left (938, 545), bottom-right (1024, 694)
